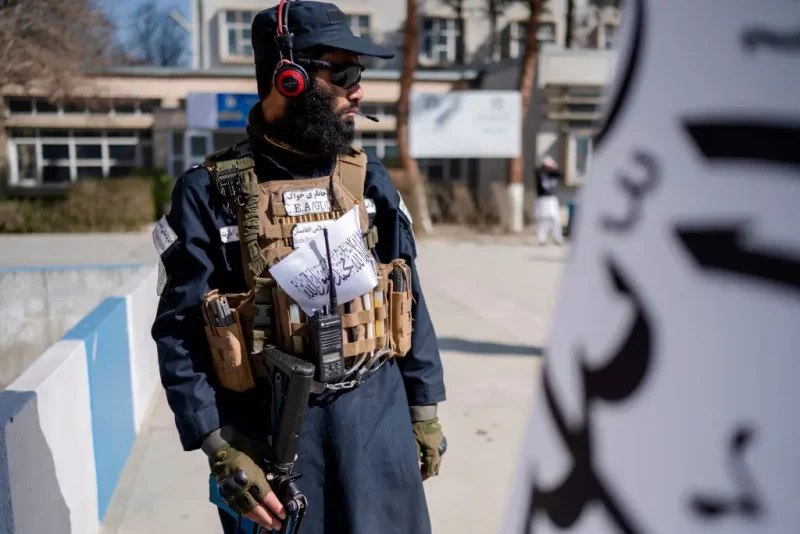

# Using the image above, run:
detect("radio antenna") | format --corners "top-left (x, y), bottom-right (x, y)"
top-left (323, 228), bottom-right (337, 313)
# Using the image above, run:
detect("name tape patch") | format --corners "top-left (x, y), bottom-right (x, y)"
top-left (292, 220), bottom-right (335, 249)
top-left (153, 216), bottom-right (178, 256)
top-left (283, 188), bottom-right (332, 217)
top-left (219, 225), bottom-right (240, 243)
top-left (364, 198), bottom-right (377, 215)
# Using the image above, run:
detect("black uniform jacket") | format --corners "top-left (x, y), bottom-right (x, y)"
top-left (151, 123), bottom-right (445, 533)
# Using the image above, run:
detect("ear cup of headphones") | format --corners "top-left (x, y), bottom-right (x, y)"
top-left (274, 61), bottom-right (309, 98)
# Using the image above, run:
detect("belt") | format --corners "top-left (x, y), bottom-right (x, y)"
top-left (309, 348), bottom-right (391, 395)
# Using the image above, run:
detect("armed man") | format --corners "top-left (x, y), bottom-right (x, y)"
top-left (151, 1), bottom-right (446, 533)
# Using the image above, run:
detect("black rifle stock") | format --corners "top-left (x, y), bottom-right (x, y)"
top-left (256, 345), bottom-right (315, 534)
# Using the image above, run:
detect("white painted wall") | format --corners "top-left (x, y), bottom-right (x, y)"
top-left (0, 340), bottom-right (99, 534)
top-left (116, 267), bottom-right (160, 434)
top-left (0, 265), bottom-right (163, 534)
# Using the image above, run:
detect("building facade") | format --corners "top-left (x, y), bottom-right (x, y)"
top-left (1, 0), bottom-right (621, 201)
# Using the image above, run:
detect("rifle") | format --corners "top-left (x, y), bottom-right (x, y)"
top-left (255, 345), bottom-right (315, 534)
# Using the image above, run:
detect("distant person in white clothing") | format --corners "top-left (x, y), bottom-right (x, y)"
top-left (534, 156), bottom-right (563, 246)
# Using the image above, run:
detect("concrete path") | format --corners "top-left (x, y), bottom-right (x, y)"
top-left (100, 237), bottom-right (568, 534)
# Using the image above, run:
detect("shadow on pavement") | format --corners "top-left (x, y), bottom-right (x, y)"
top-left (437, 337), bottom-right (544, 357)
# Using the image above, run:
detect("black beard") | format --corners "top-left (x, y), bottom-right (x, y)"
top-left (277, 78), bottom-right (355, 155)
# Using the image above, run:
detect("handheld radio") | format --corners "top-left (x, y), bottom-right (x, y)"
top-left (308, 229), bottom-right (346, 383)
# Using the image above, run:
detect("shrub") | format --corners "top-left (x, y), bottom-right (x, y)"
top-left (0, 177), bottom-right (156, 233)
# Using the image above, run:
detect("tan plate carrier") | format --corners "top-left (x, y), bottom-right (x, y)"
top-left (199, 144), bottom-right (413, 393)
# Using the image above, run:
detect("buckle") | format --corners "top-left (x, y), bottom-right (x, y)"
top-left (216, 164), bottom-right (247, 208)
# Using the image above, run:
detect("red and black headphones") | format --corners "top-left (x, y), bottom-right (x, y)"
top-left (273, 0), bottom-right (309, 98)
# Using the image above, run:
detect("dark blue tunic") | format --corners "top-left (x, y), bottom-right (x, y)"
top-left (151, 135), bottom-right (446, 534)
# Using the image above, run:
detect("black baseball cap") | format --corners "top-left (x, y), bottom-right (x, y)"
top-left (252, 1), bottom-right (395, 63)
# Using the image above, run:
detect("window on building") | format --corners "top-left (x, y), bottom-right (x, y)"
top-left (418, 159), bottom-right (465, 182)
top-left (113, 100), bottom-right (137, 114)
top-left (62, 101), bottom-right (87, 114)
top-left (353, 132), bottom-right (397, 161)
top-left (420, 17), bottom-right (460, 64)
top-left (502, 20), bottom-right (557, 59)
top-left (345, 14), bottom-right (370, 37)
top-left (5, 97), bottom-right (34, 114)
top-left (76, 145), bottom-right (102, 159)
top-left (574, 135), bottom-right (593, 179)
top-left (223, 10), bottom-right (256, 58)
top-left (6, 128), bottom-right (153, 186)
top-left (603, 23), bottom-right (618, 49)
top-left (16, 145), bottom-right (36, 180)
top-left (42, 166), bottom-right (71, 183)
top-left (169, 130), bottom-right (185, 178)
top-left (109, 145), bottom-right (136, 161)
top-left (35, 99), bottom-right (58, 113)
top-left (359, 102), bottom-right (397, 119)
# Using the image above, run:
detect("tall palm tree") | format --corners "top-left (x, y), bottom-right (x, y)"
top-left (507, 0), bottom-right (543, 233)
top-left (397, 0), bottom-right (434, 234)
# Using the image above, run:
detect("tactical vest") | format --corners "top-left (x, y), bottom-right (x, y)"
top-left (199, 141), bottom-right (413, 394)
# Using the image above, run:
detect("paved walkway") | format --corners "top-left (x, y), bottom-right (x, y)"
top-left (99, 236), bottom-right (567, 534)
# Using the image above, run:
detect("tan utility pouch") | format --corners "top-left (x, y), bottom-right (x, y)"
top-left (388, 259), bottom-right (413, 357)
top-left (270, 262), bottom-right (396, 361)
top-left (201, 289), bottom-right (256, 392)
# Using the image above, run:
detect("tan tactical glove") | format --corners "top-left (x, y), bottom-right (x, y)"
top-left (207, 432), bottom-right (272, 515)
top-left (413, 416), bottom-right (446, 479)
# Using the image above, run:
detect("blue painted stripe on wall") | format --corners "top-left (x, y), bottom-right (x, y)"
top-left (64, 298), bottom-right (136, 521)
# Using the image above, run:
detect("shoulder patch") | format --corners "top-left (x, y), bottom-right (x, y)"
top-left (364, 197), bottom-right (377, 215)
top-left (398, 193), bottom-right (413, 225)
top-left (219, 225), bottom-right (240, 243)
top-left (153, 216), bottom-right (178, 256)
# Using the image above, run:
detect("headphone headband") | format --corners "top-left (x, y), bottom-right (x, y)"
top-left (273, 0), bottom-right (308, 98)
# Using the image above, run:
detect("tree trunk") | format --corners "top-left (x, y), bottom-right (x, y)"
top-left (565, 0), bottom-right (575, 48)
top-left (455, 2), bottom-right (466, 65)
top-left (398, 0), bottom-right (433, 234)
top-left (487, 0), bottom-right (499, 60)
top-left (506, 0), bottom-right (541, 233)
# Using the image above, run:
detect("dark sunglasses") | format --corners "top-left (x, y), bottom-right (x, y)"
top-left (296, 59), bottom-right (365, 89)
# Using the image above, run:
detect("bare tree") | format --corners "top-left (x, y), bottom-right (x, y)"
top-left (397, 0), bottom-right (434, 234)
top-left (507, 0), bottom-right (543, 233)
top-left (483, 0), bottom-right (518, 61)
top-left (128, 1), bottom-right (188, 67)
top-left (0, 0), bottom-right (114, 99)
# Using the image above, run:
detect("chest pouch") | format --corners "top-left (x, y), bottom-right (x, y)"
top-left (205, 147), bottom-right (413, 391)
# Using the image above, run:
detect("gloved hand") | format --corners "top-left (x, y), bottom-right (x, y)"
top-left (413, 417), bottom-right (446, 480)
top-left (208, 434), bottom-right (286, 531)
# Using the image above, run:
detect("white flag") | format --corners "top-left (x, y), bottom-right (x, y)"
top-left (504, 1), bottom-right (800, 533)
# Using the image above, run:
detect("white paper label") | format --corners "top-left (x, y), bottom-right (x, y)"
top-left (292, 220), bottom-right (335, 250)
top-left (364, 198), bottom-right (376, 215)
top-left (153, 216), bottom-right (177, 256)
top-left (283, 188), bottom-right (332, 216)
top-left (270, 208), bottom-right (378, 316)
top-left (219, 225), bottom-right (240, 243)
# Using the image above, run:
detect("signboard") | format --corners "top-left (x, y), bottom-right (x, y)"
top-left (409, 91), bottom-right (522, 158)
top-left (185, 92), bottom-right (260, 130)
top-left (504, 0), bottom-right (800, 533)
top-left (217, 93), bottom-right (260, 129)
